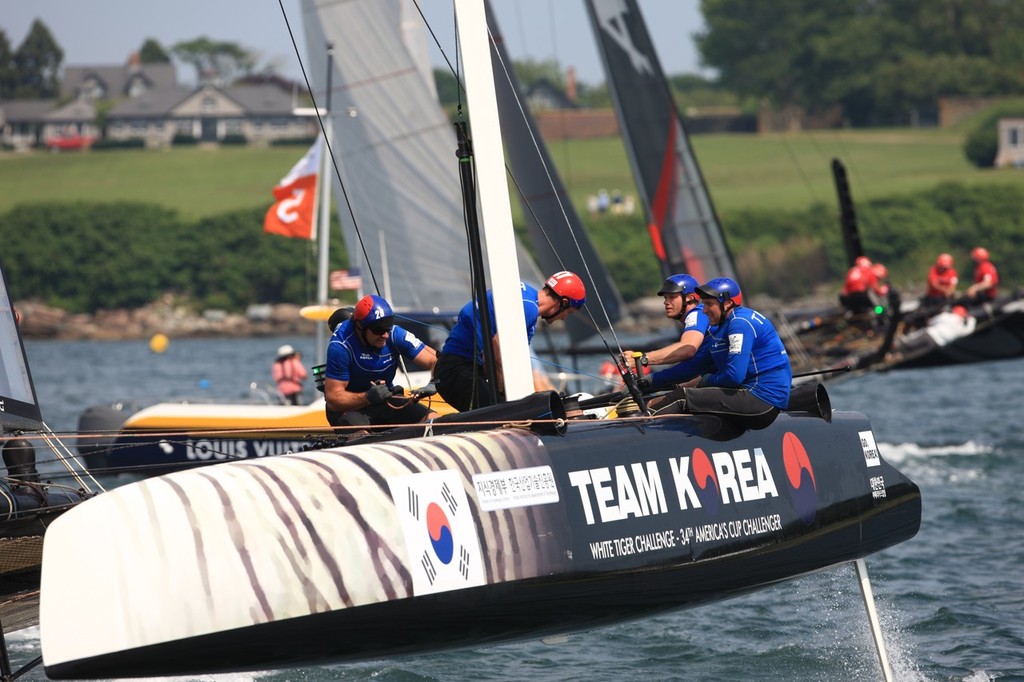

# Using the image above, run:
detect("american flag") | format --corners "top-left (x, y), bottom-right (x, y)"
top-left (330, 268), bottom-right (362, 291)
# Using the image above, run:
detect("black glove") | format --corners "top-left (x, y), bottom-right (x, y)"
top-left (366, 383), bottom-right (392, 405)
top-left (414, 382), bottom-right (437, 398)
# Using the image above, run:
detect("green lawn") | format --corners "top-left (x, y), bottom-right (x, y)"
top-left (2, 129), bottom-right (1022, 221)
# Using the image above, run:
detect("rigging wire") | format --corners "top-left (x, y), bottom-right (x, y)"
top-left (774, 131), bottom-right (823, 206)
top-left (276, 0), bottom-right (382, 298)
top-left (486, 28), bottom-right (625, 358)
top-left (284, 0), bottom-right (628, 389)
top-left (543, 0), bottom-right (576, 192)
top-left (415, 0), bottom-right (630, 370)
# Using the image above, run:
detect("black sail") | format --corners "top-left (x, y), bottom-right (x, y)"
top-left (584, 0), bottom-right (738, 284)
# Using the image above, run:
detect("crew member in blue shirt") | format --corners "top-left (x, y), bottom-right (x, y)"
top-left (622, 273), bottom-right (710, 367)
top-left (324, 294), bottom-right (438, 429)
top-left (647, 277), bottom-right (791, 429)
top-left (435, 271), bottom-right (586, 412)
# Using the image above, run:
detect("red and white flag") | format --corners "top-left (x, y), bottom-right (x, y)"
top-left (263, 138), bottom-right (322, 240)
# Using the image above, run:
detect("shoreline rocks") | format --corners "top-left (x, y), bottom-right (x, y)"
top-left (15, 300), bottom-right (316, 341)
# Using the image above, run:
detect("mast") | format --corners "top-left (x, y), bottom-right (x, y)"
top-left (453, 0), bottom-right (533, 401)
top-left (831, 158), bottom-right (863, 267)
top-left (314, 44), bottom-right (335, 366)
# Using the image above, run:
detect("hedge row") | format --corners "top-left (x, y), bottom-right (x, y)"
top-left (2, 182), bottom-right (1022, 313)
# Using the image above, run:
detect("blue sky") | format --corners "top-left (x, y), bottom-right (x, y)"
top-left (1, 0), bottom-right (707, 87)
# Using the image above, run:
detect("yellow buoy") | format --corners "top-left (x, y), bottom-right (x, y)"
top-left (149, 333), bottom-right (169, 353)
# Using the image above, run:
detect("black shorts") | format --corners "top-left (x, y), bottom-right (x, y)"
top-left (434, 352), bottom-right (494, 412)
top-left (652, 386), bottom-right (780, 430)
top-left (327, 397), bottom-right (431, 429)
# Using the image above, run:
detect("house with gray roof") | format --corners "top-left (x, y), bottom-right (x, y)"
top-left (1, 55), bottom-right (315, 150)
top-left (62, 61), bottom-right (177, 101)
top-left (106, 83), bottom-right (314, 148)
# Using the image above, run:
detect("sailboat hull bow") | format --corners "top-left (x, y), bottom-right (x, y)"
top-left (40, 411), bottom-right (919, 678)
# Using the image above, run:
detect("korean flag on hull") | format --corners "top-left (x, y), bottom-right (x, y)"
top-left (388, 470), bottom-right (486, 595)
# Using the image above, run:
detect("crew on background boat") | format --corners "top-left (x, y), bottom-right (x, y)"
top-left (838, 256), bottom-right (881, 314)
top-left (965, 246), bottom-right (999, 304)
top-left (645, 277), bottom-right (792, 429)
top-left (271, 344), bottom-right (308, 405)
top-left (324, 294), bottom-right (438, 429)
top-left (871, 262), bottom-right (890, 298)
top-left (893, 304), bottom-right (976, 359)
top-left (921, 253), bottom-right (958, 307)
top-left (435, 271), bottom-right (586, 412)
top-left (622, 273), bottom-right (710, 367)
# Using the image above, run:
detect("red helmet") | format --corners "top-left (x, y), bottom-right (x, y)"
top-left (952, 305), bottom-right (969, 319)
top-left (854, 256), bottom-right (872, 269)
top-left (545, 271), bottom-right (586, 309)
top-left (872, 263), bottom-right (888, 279)
top-left (353, 294), bottom-right (394, 327)
top-left (971, 246), bottom-right (989, 262)
top-left (936, 253), bottom-right (953, 269)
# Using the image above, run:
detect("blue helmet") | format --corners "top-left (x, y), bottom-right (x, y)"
top-left (696, 277), bottom-right (742, 305)
top-left (658, 273), bottom-right (699, 297)
top-left (353, 294), bottom-right (394, 327)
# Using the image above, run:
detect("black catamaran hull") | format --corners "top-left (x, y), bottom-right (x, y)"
top-left (890, 304), bottom-right (1024, 369)
top-left (41, 411), bottom-right (920, 678)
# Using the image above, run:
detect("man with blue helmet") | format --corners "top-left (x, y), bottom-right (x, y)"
top-left (647, 277), bottom-right (792, 429)
top-left (324, 294), bottom-right (438, 429)
top-left (436, 271), bottom-right (586, 412)
top-left (622, 273), bottom-right (710, 367)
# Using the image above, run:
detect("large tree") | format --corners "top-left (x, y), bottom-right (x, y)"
top-left (0, 30), bottom-right (15, 100)
top-left (171, 37), bottom-right (255, 85)
top-left (697, 0), bottom-right (1024, 125)
top-left (12, 19), bottom-right (63, 99)
top-left (139, 38), bottom-right (172, 64)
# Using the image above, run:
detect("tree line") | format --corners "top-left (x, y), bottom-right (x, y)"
top-left (698, 0), bottom-right (1024, 126)
top-left (0, 20), bottom-right (274, 100)
top-left (10, 4), bottom-right (1024, 126)
top-left (3, 182), bottom-right (1021, 315)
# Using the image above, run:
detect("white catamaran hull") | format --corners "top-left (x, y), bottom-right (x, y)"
top-left (40, 410), bottom-right (919, 678)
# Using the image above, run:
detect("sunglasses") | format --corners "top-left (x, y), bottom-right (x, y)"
top-left (367, 323), bottom-right (393, 335)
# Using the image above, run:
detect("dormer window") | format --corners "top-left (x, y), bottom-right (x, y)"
top-left (81, 76), bottom-right (105, 101)
top-left (126, 76), bottom-right (149, 98)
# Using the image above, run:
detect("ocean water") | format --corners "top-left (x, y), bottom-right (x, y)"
top-left (12, 337), bottom-right (1024, 681)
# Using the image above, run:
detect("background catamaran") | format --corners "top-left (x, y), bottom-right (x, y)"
top-left (584, 0), bottom-right (1024, 382)
top-left (782, 158), bottom-right (1024, 374)
top-left (38, 2), bottom-right (919, 680)
top-left (0, 260), bottom-right (100, 680)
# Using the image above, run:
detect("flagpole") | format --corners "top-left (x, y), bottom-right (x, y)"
top-left (314, 44), bottom-right (335, 366)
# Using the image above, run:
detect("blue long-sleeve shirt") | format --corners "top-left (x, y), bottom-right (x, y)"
top-left (650, 307), bottom-right (791, 409)
top-left (441, 283), bottom-right (540, 366)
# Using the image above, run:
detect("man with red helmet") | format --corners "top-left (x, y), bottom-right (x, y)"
top-left (838, 255), bottom-right (880, 314)
top-left (435, 271), bottom-right (585, 412)
top-left (323, 294), bottom-right (438, 430)
top-left (965, 246), bottom-right (999, 304)
top-left (922, 253), bottom-right (958, 307)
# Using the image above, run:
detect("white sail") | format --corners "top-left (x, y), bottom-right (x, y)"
top-left (300, 0), bottom-right (541, 312)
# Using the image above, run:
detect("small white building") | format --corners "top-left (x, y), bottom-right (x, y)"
top-left (994, 118), bottom-right (1024, 168)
